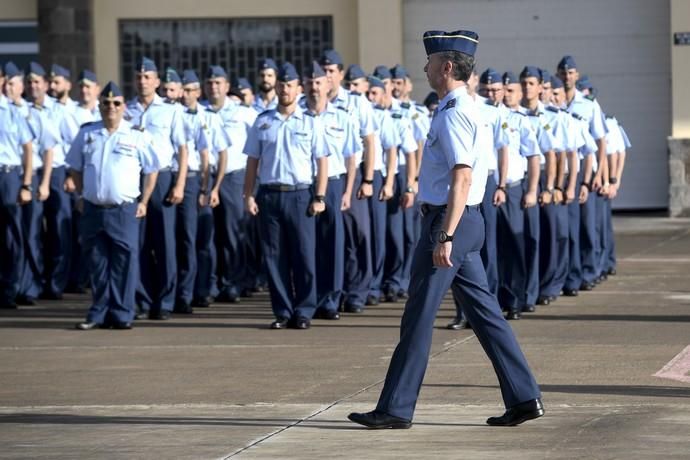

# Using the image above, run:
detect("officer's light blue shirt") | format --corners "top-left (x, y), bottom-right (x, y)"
top-left (619, 125), bottom-right (631, 150)
top-left (206, 98), bottom-right (257, 174)
top-left (390, 99), bottom-right (419, 169)
top-left (566, 90), bottom-right (607, 141)
top-left (244, 104), bottom-right (328, 185)
top-left (501, 107), bottom-right (539, 184)
top-left (252, 95), bottom-right (278, 114)
top-left (125, 94), bottom-right (186, 169)
top-left (197, 107), bottom-right (231, 171)
top-left (28, 96), bottom-right (79, 168)
top-left (181, 107), bottom-right (210, 172)
top-left (398, 100), bottom-right (430, 143)
top-left (371, 105), bottom-right (401, 174)
top-left (476, 96), bottom-right (509, 172)
top-left (22, 102), bottom-right (60, 171)
top-left (605, 116), bottom-right (625, 155)
top-left (74, 104), bottom-right (101, 126)
top-left (332, 87), bottom-right (375, 140)
top-left (66, 120), bottom-right (161, 205)
top-left (0, 96), bottom-right (34, 166)
top-left (418, 86), bottom-right (487, 207)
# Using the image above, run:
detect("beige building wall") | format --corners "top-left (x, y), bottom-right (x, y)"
top-left (0, 0), bottom-right (37, 20)
top-left (671, 0), bottom-right (690, 138)
top-left (93, 0), bottom-right (365, 85)
top-left (356, 0), bottom-right (403, 72)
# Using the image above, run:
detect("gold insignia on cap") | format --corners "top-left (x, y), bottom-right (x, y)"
top-left (108, 91), bottom-right (113, 98)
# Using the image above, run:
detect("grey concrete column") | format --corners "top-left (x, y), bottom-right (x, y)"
top-left (668, 137), bottom-right (690, 217)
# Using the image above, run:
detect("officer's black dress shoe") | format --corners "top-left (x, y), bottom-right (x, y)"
top-left (347, 410), bottom-right (412, 429)
top-left (505, 311), bottom-right (521, 320)
top-left (397, 289), bottom-right (408, 300)
top-left (344, 304), bottom-right (363, 313)
top-left (75, 321), bottom-right (100, 330)
top-left (192, 296), bottom-right (212, 308)
top-left (486, 398), bottom-right (545, 426)
top-left (384, 290), bottom-right (399, 302)
top-left (599, 272), bottom-right (608, 282)
top-left (270, 317), bottom-right (289, 329)
top-left (580, 282), bottom-right (595, 291)
top-left (0, 300), bottom-right (18, 309)
top-left (134, 311), bottom-right (149, 320)
top-left (562, 288), bottom-right (578, 297)
top-left (111, 321), bottom-right (133, 330)
top-left (607, 268), bottom-right (617, 276)
top-left (523, 305), bottom-right (536, 313)
top-left (64, 284), bottom-right (86, 294)
top-left (315, 309), bottom-right (340, 320)
top-left (150, 310), bottom-right (171, 320)
top-left (446, 317), bottom-right (470, 330)
top-left (16, 295), bottom-right (37, 306)
top-left (536, 296), bottom-right (551, 306)
top-left (240, 288), bottom-right (253, 298)
top-left (173, 302), bottom-right (194, 314)
top-left (40, 291), bottom-right (63, 300)
top-left (365, 295), bottom-right (379, 306)
top-left (291, 317), bottom-right (311, 330)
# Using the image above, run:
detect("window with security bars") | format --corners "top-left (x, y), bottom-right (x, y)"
top-left (119, 16), bottom-right (333, 98)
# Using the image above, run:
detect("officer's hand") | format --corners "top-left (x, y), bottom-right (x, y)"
top-left (379, 184), bottom-right (394, 201)
top-left (209, 190), bottom-right (220, 208)
top-left (565, 187), bottom-right (576, 205)
top-left (432, 242), bottom-right (453, 268)
top-left (341, 193), bottom-right (351, 211)
top-left (522, 191), bottom-right (537, 208)
top-left (592, 175), bottom-right (602, 192)
top-left (598, 183), bottom-right (610, 197)
top-left (553, 189), bottom-right (564, 205)
top-left (401, 192), bottom-right (415, 209)
top-left (309, 200), bottom-right (326, 216)
top-left (357, 182), bottom-right (373, 200)
top-left (493, 188), bottom-right (506, 207)
top-left (539, 191), bottom-right (553, 206)
top-left (136, 202), bottom-right (147, 218)
top-left (18, 189), bottom-right (32, 205)
top-left (167, 185), bottom-right (184, 204)
top-left (245, 195), bottom-right (259, 216)
top-left (38, 184), bottom-right (50, 201)
top-left (608, 184), bottom-right (618, 200)
top-left (578, 185), bottom-right (589, 204)
top-left (198, 192), bottom-right (209, 208)
top-left (64, 176), bottom-right (76, 193)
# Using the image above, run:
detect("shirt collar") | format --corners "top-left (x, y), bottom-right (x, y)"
top-left (271, 103), bottom-right (304, 121)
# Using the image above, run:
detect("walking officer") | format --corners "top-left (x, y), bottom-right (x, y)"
top-left (348, 29), bottom-right (543, 429)
top-left (126, 56), bottom-right (188, 320)
top-left (73, 70), bottom-right (101, 126)
top-left (252, 58), bottom-right (279, 113)
top-left (243, 62), bottom-right (329, 330)
top-left (68, 82), bottom-right (160, 330)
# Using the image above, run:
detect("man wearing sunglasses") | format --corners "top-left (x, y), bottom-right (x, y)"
top-left (67, 82), bottom-right (160, 330)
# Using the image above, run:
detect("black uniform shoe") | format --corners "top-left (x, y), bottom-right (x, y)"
top-left (315, 309), bottom-right (340, 320)
top-left (150, 310), bottom-right (171, 320)
top-left (580, 282), bottom-right (595, 291)
top-left (111, 322), bottom-right (133, 330)
top-left (505, 311), bottom-right (521, 320)
top-left (383, 290), bottom-right (399, 302)
top-left (134, 310), bottom-right (149, 320)
top-left (344, 304), bottom-right (363, 313)
top-left (192, 296), bottom-right (212, 308)
top-left (75, 321), bottom-right (100, 330)
top-left (486, 398), bottom-right (545, 426)
top-left (240, 288), bottom-right (253, 298)
top-left (40, 291), bottom-right (63, 300)
top-left (16, 295), bottom-right (37, 306)
top-left (347, 410), bottom-right (412, 429)
top-left (292, 317), bottom-right (311, 330)
top-left (446, 317), bottom-right (470, 330)
top-left (536, 296), bottom-right (551, 306)
top-left (173, 302), bottom-right (194, 314)
top-left (562, 288), bottom-right (578, 297)
top-left (0, 300), bottom-right (18, 309)
top-left (270, 317), bottom-right (289, 329)
top-left (397, 289), bottom-right (408, 300)
top-left (365, 295), bottom-right (379, 306)
top-left (607, 268), bottom-right (617, 276)
top-left (523, 305), bottom-right (536, 313)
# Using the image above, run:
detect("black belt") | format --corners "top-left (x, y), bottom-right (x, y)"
top-left (86, 200), bottom-right (134, 209)
top-left (262, 183), bottom-right (311, 192)
top-left (507, 179), bottom-right (523, 188)
top-left (420, 203), bottom-right (480, 215)
top-left (158, 167), bottom-right (172, 173)
top-left (329, 174), bottom-right (345, 181)
top-left (0, 164), bottom-right (21, 173)
top-left (174, 170), bottom-right (199, 177)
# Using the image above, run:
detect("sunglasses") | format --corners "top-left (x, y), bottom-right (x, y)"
top-left (101, 100), bottom-right (123, 107)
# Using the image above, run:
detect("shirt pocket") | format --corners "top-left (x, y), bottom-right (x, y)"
top-left (290, 130), bottom-right (311, 150)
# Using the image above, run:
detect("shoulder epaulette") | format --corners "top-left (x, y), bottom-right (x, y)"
top-left (81, 121), bottom-right (98, 128)
top-left (527, 112), bottom-right (539, 117)
top-left (546, 106), bottom-right (559, 113)
top-left (585, 94), bottom-right (595, 101)
top-left (391, 113), bottom-right (403, 119)
top-left (400, 102), bottom-right (411, 109)
top-left (374, 105), bottom-right (385, 111)
top-left (605, 113), bottom-right (615, 120)
top-left (442, 98), bottom-right (456, 111)
top-left (415, 102), bottom-right (425, 107)
top-left (350, 91), bottom-right (361, 96)
top-left (164, 99), bottom-right (176, 104)
top-left (570, 112), bottom-right (584, 121)
top-left (415, 105), bottom-right (426, 113)
top-left (512, 110), bottom-right (526, 116)
top-left (258, 109), bottom-right (274, 117)
top-left (304, 111), bottom-right (316, 117)
top-left (134, 125), bottom-right (145, 132)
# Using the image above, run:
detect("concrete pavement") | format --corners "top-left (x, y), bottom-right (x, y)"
top-left (1, 216), bottom-right (689, 459)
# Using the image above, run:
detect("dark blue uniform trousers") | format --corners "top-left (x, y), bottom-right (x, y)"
top-left (257, 187), bottom-right (317, 320)
top-left (368, 171), bottom-right (387, 299)
top-left (496, 182), bottom-right (526, 312)
top-left (579, 185), bottom-right (598, 285)
top-left (383, 173), bottom-right (404, 296)
top-left (551, 200), bottom-right (570, 294)
top-left (564, 173), bottom-right (583, 291)
top-left (523, 179), bottom-right (540, 308)
top-left (81, 201), bottom-right (139, 324)
top-left (538, 173), bottom-right (562, 299)
top-left (604, 197), bottom-right (616, 272)
top-left (136, 170), bottom-right (177, 313)
top-left (0, 168), bottom-right (24, 304)
top-left (195, 178), bottom-right (218, 301)
top-left (398, 165), bottom-right (418, 293)
top-left (343, 170), bottom-right (372, 308)
top-left (594, 192), bottom-right (609, 277)
top-left (215, 170), bottom-right (248, 298)
top-left (67, 192), bottom-right (89, 291)
top-left (42, 166), bottom-right (72, 295)
top-left (375, 205), bottom-right (541, 420)
top-left (19, 174), bottom-right (44, 299)
top-left (175, 172), bottom-right (201, 305)
top-left (316, 176), bottom-right (345, 312)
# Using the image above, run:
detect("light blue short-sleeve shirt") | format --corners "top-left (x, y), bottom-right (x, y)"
top-left (0, 97), bottom-right (34, 166)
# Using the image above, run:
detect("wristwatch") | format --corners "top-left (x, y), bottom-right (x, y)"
top-left (405, 185), bottom-right (415, 194)
top-left (362, 178), bottom-right (374, 185)
top-left (21, 184), bottom-right (33, 192)
top-left (438, 230), bottom-right (453, 243)
top-left (314, 195), bottom-right (325, 203)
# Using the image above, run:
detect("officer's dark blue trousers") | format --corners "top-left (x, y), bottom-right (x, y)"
top-left (244, 180), bottom-right (267, 291)
top-left (368, 171), bottom-right (387, 299)
top-left (594, 192), bottom-right (608, 276)
top-left (43, 166), bottom-right (72, 295)
top-left (453, 172), bottom-right (498, 319)
top-left (523, 179), bottom-right (540, 308)
top-left (343, 170), bottom-right (372, 308)
top-left (564, 172), bottom-right (583, 291)
top-left (496, 181), bottom-right (525, 312)
top-left (316, 176), bottom-right (345, 312)
top-left (136, 170), bottom-right (177, 313)
top-left (579, 184), bottom-right (598, 285)
top-left (215, 170), bottom-right (247, 298)
top-left (257, 187), bottom-right (317, 320)
top-left (552, 199), bottom-right (570, 294)
top-left (398, 165), bottom-right (418, 293)
top-left (383, 173), bottom-right (404, 296)
top-left (195, 177), bottom-right (218, 301)
top-left (81, 201), bottom-right (139, 324)
top-left (604, 198), bottom-right (616, 272)
top-left (67, 192), bottom-right (88, 291)
top-left (376, 205), bottom-right (541, 420)
top-left (175, 172), bottom-right (200, 305)
top-left (19, 173), bottom-right (43, 298)
top-left (0, 168), bottom-right (23, 304)
top-left (538, 174), bottom-right (559, 298)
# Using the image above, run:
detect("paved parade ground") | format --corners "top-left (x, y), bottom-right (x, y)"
top-left (1, 216), bottom-right (689, 459)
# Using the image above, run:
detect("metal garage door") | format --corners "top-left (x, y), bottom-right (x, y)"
top-left (403, 0), bottom-right (670, 210)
